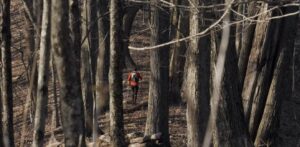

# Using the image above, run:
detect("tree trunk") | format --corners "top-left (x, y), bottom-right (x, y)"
top-left (181, 0), bottom-right (210, 146)
top-left (51, 0), bottom-right (85, 145)
top-left (31, 0), bottom-right (43, 114)
top-left (88, 0), bottom-right (99, 81)
top-left (169, 0), bottom-right (189, 104)
top-left (0, 0), bottom-right (14, 146)
top-left (122, 6), bottom-right (139, 69)
top-left (145, 0), bottom-right (170, 146)
top-left (246, 10), bottom-right (282, 140)
top-left (254, 6), bottom-right (298, 147)
top-left (32, 0), bottom-right (51, 146)
top-left (210, 2), bottom-right (252, 146)
top-left (51, 54), bottom-right (60, 127)
top-left (81, 0), bottom-right (94, 137)
top-left (109, 0), bottom-right (125, 146)
top-left (96, 0), bottom-right (110, 114)
top-left (238, 1), bottom-right (259, 87)
top-left (242, 3), bottom-right (269, 124)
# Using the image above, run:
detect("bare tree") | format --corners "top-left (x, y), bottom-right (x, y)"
top-left (51, 0), bottom-right (85, 145)
top-left (51, 54), bottom-right (60, 127)
top-left (145, 0), bottom-right (170, 146)
top-left (88, 0), bottom-right (99, 80)
top-left (32, 0), bottom-right (51, 146)
top-left (81, 0), bottom-right (94, 137)
top-left (96, 0), bottom-right (110, 114)
top-left (254, 6), bottom-right (299, 146)
top-left (109, 0), bottom-right (126, 146)
top-left (238, 1), bottom-right (259, 86)
top-left (181, 0), bottom-right (210, 146)
top-left (210, 1), bottom-right (252, 146)
top-left (169, 0), bottom-right (189, 104)
top-left (246, 9), bottom-right (282, 140)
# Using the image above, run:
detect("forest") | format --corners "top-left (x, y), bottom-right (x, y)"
top-left (0, 0), bottom-right (300, 147)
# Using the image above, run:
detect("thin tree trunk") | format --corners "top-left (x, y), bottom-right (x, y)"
top-left (145, 0), bottom-right (170, 146)
top-left (0, 0), bottom-right (14, 146)
top-left (235, 0), bottom-right (243, 56)
top-left (94, 0), bottom-right (110, 141)
top-left (81, 0), bottom-right (94, 137)
top-left (51, 54), bottom-right (60, 127)
top-left (51, 0), bottom-right (85, 145)
top-left (169, 0), bottom-right (189, 104)
top-left (254, 6), bottom-right (299, 146)
top-left (238, 1), bottom-right (259, 86)
top-left (96, 0), bottom-right (110, 114)
top-left (88, 0), bottom-right (99, 81)
top-left (32, 0), bottom-right (51, 146)
top-left (31, 0), bottom-right (43, 115)
top-left (109, 0), bottom-right (125, 146)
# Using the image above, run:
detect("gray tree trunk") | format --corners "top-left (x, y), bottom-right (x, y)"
top-left (81, 0), bottom-right (94, 137)
top-left (109, 0), bottom-right (125, 146)
top-left (0, 0), bottom-right (14, 146)
top-left (242, 3), bottom-right (269, 124)
top-left (32, 0), bottom-right (51, 146)
top-left (181, 0), bottom-right (210, 146)
top-left (169, 0), bottom-right (189, 104)
top-left (254, 6), bottom-right (299, 147)
top-left (88, 0), bottom-right (99, 81)
top-left (96, 0), bottom-right (110, 114)
top-left (246, 9), bottom-right (282, 140)
top-left (145, 0), bottom-right (170, 146)
top-left (31, 0), bottom-right (43, 113)
top-left (238, 2), bottom-right (259, 86)
top-left (51, 0), bottom-right (85, 145)
top-left (51, 54), bottom-right (60, 127)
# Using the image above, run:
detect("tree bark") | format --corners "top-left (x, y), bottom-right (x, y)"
top-left (145, 0), bottom-right (170, 146)
top-left (181, 0), bottom-right (210, 146)
top-left (31, 0), bottom-right (43, 114)
top-left (246, 9), bottom-right (282, 140)
top-left (238, 1), bottom-right (259, 87)
top-left (96, 0), bottom-right (110, 114)
top-left (242, 3), bottom-right (269, 124)
top-left (32, 0), bottom-right (51, 146)
top-left (88, 0), bottom-right (99, 81)
top-left (254, 6), bottom-right (298, 147)
top-left (51, 0), bottom-right (85, 145)
top-left (0, 0), bottom-right (14, 146)
top-left (51, 54), bottom-right (60, 127)
top-left (169, 0), bottom-right (189, 104)
top-left (210, 2), bottom-right (252, 146)
top-left (81, 0), bottom-right (94, 137)
top-left (109, 0), bottom-right (125, 146)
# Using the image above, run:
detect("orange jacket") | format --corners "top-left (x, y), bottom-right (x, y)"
top-left (128, 72), bottom-right (142, 86)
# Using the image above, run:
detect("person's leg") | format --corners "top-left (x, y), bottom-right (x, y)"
top-left (134, 86), bottom-right (139, 103)
top-left (131, 86), bottom-right (135, 103)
